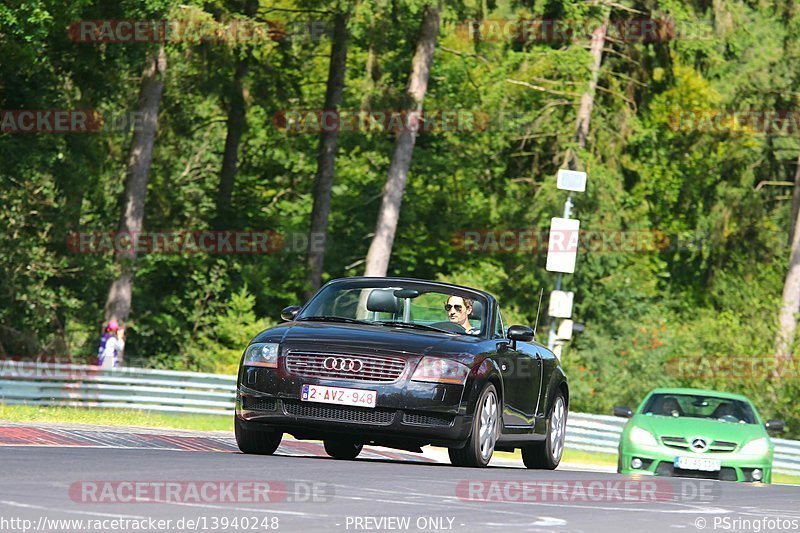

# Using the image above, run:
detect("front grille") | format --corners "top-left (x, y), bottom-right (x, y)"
top-left (285, 351), bottom-right (407, 382)
top-left (403, 412), bottom-right (454, 427)
top-left (661, 436), bottom-right (689, 449)
top-left (661, 436), bottom-right (737, 453)
top-left (243, 396), bottom-right (276, 411)
top-left (283, 400), bottom-right (396, 425)
top-left (710, 440), bottom-right (737, 453)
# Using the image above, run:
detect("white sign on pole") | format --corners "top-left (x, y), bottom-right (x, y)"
top-left (557, 319), bottom-right (574, 341)
top-left (546, 218), bottom-right (580, 273)
top-left (556, 169), bottom-right (587, 192)
top-left (548, 290), bottom-right (574, 319)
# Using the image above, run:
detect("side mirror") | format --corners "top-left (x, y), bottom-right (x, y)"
top-left (614, 406), bottom-right (633, 418)
top-left (281, 305), bottom-right (302, 322)
top-left (507, 325), bottom-right (534, 342)
top-left (765, 420), bottom-right (785, 433)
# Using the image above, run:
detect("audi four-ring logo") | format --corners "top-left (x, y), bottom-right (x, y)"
top-left (323, 357), bottom-right (364, 372)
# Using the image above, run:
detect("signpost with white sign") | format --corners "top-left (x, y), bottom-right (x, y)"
top-left (556, 169), bottom-right (587, 192)
top-left (557, 319), bottom-right (574, 341)
top-left (547, 168), bottom-right (587, 352)
top-left (545, 218), bottom-right (580, 274)
top-left (548, 290), bottom-right (574, 319)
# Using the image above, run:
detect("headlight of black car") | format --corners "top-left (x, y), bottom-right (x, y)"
top-left (411, 357), bottom-right (469, 385)
top-left (243, 342), bottom-right (280, 368)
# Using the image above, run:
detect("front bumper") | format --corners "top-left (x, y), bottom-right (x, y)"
top-left (618, 444), bottom-right (772, 483)
top-left (236, 366), bottom-right (475, 447)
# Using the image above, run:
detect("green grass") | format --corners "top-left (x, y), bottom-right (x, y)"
top-left (773, 473), bottom-right (800, 485)
top-left (492, 447), bottom-right (618, 467)
top-left (0, 404), bottom-right (233, 432)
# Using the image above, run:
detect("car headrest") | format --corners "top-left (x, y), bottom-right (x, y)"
top-left (712, 402), bottom-right (736, 418)
top-left (366, 289), bottom-right (399, 314)
top-left (469, 299), bottom-right (484, 320)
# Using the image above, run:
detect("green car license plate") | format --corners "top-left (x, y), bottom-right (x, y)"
top-left (674, 456), bottom-right (721, 471)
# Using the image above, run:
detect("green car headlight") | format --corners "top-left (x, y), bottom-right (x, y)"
top-left (243, 342), bottom-right (280, 368)
top-left (630, 426), bottom-right (658, 446)
top-left (740, 437), bottom-right (769, 455)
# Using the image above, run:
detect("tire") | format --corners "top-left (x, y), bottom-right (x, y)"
top-left (522, 390), bottom-right (567, 469)
top-left (448, 383), bottom-right (499, 467)
top-left (323, 439), bottom-right (363, 460)
top-left (235, 417), bottom-right (282, 455)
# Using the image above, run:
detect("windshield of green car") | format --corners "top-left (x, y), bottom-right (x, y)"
top-left (641, 393), bottom-right (758, 424)
top-left (298, 282), bottom-right (487, 336)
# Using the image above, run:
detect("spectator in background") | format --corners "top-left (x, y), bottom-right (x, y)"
top-left (97, 320), bottom-right (125, 368)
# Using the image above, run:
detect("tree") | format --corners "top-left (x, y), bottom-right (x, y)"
top-left (214, 57), bottom-right (249, 229)
top-left (306, 9), bottom-right (350, 295)
top-left (363, 0), bottom-right (442, 277)
top-left (104, 46), bottom-right (167, 328)
top-left (776, 155), bottom-right (800, 361)
top-left (569, 5), bottom-right (609, 168)
top-left (214, 0), bottom-right (259, 229)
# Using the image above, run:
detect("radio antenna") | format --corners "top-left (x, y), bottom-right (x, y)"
top-left (533, 288), bottom-right (544, 339)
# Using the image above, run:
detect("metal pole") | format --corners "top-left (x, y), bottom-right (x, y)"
top-left (548, 194), bottom-right (573, 351)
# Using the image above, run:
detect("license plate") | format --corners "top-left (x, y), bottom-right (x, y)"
top-left (674, 456), bottom-right (722, 472)
top-left (301, 384), bottom-right (377, 408)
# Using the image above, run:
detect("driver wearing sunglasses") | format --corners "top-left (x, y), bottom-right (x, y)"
top-left (444, 295), bottom-right (479, 334)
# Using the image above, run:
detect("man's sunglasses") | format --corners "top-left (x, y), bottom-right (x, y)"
top-left (444, 304), bottom-right (464, 312)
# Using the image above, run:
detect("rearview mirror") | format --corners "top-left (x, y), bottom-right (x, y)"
top-left (614, 406), bottom-right (633, 418)
top-left (281, 305), bottom-right (302, 321)
top-left (765, 419), bottom-right (785, 433)
top-left (507, 325), bottom-right (534, 342)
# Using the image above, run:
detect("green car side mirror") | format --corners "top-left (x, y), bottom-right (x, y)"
top-left (765, 420), bottom-right (785, 433)
top-left (613, 406), bottom-right (633, 418)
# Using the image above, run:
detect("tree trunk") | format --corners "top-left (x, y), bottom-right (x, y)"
top-left (305, 11), bottom-right (350, 297)
top-left (360, 36), bottom-right (379, 112)
top-left (569, 10), bottom-right (608, 169)
top-left (213, 0), bottom-right (258, 229)
top-left (104, 46), bottom-right (166, 327)
top-left (776, 154), bottom-right (800, 362)
top-left (363, 1), bottom-right (442, 277)
top-left (791, 156), bottom-right (800, 245)
top-left (214, 58), bottom-right (248, 229)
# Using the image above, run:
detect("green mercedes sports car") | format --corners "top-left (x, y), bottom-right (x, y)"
top-left (615, 388), bottom-right (784, 483)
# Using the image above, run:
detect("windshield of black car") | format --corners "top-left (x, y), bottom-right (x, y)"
top-left (298, 285), bottom-right (487, 336)
top-left (641, 393), bottom-right (758, 424)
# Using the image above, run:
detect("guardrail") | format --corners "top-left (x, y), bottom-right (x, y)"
top-left (0, 362), bottom-right (235, 416)
top-left (1, 361), bottom-right (798, 476)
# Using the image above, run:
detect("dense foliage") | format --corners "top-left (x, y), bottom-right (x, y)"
top-left (2, 0), bottom-right (799, 435)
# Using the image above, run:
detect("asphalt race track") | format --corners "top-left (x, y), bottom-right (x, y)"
top-left (1, 423), bottom-right (799, 533)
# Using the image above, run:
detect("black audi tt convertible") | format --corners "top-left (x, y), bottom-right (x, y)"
top-left (235, 277), bottom-right (568, 468)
